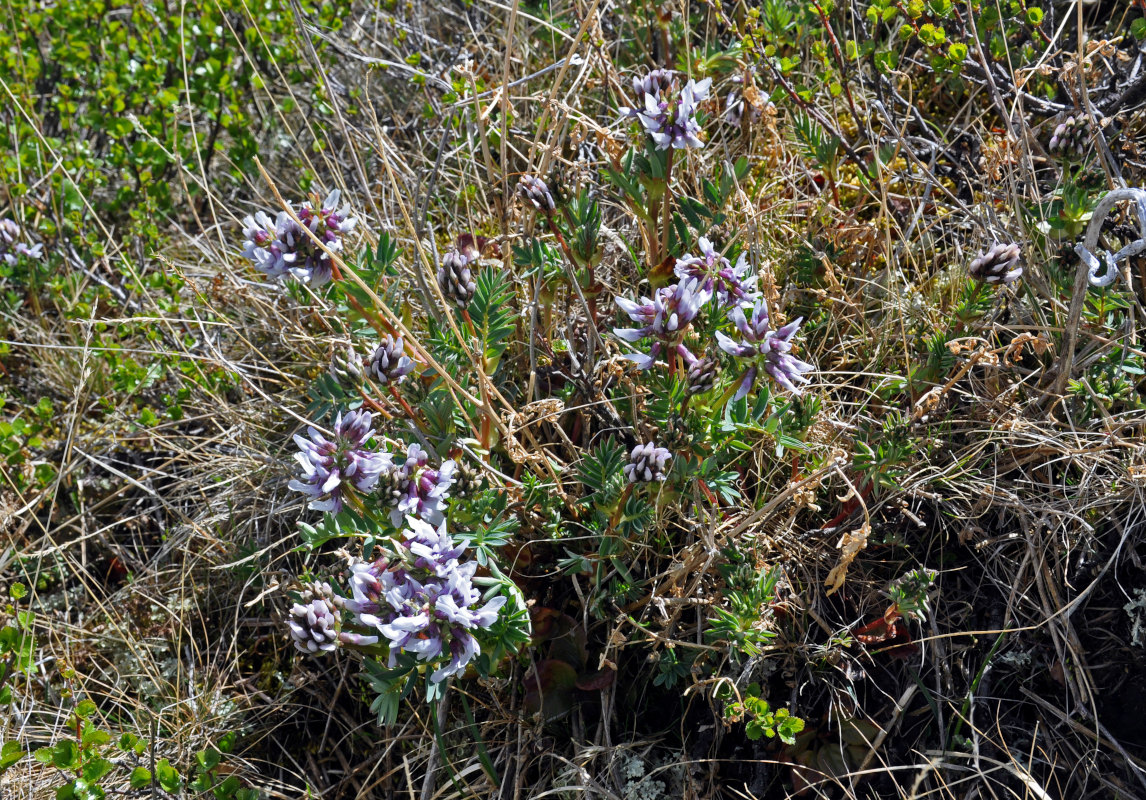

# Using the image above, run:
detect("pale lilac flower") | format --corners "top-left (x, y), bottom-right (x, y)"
top-left (289, 409), bottom-right (391, 513)
top-left (380, 443), bottom-right (457, 527)
top-left (343, 517), bottom-right (507, 685)
top-left (624, 442), bottom-right (672, 483)
top-left (239, 189), bottom-right (356, 287)
top-left (517, 175), bottom-right (556, 213)
top-left (438, 247), bottom-right (476, 308)
top-left (288, 580), bottom-right (381, 655)
top-left (968, 243), bottom-right (1023, 285)
top-left (674, 238), bottom-right (758, 307)
top-left (621, 69), bottom-right (675, 112)
top-left (403, 517), bottom-right (468, 577)
top-left (240, 211), bottom-right (291, 278)
top-left (614, 277), bottom-right (712, 369)
top-left (685, 354), bottom-right (719, 396)
top-left (623, 70), bottom-right (712, 150)
top-left (368, 334), bottom-right (415, 385)
top-left (329, 341), bottom-right (365, 386)
top-left (288, 597), bottom-right (340, 654)
top-left (716, 299), bottom-right (815, 398)
top-left (1049, 114), bottom-right (1102, 159)
top-left (0, 219), bottom-right (43, 265)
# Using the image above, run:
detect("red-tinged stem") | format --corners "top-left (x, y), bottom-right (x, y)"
top-left (646, 189), bottom-right (661, 268)
top-left (820, 478), bottom-right (872, 530)
top-left (388, 384), bottom-right (422, 423)
top-left (345, 293), bottom-right (397, 338)
top-left (358, 390), bottom-right (395, 420)
top-left (698, 479), bottom-right (720, 508)
top-left (660, 147), bottom-right (675, 262)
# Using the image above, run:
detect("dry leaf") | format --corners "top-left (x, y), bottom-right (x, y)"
top-left (824, 522), bottom-right (870, 596)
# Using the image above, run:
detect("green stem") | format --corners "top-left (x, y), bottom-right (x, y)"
top-left (716, 369), bottom-right (749, 408)
top-left (947, 631), bottom-right (1007, 749)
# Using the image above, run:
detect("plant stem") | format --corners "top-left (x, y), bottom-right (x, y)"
top-left (660, 147), bottom-right (675, 262)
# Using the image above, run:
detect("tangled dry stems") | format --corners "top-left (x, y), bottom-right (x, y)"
top-left (4, 0), bottom-right (1146, 798)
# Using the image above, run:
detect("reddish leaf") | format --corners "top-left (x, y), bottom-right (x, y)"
top-left (574, 666), bottom-right (616, 691)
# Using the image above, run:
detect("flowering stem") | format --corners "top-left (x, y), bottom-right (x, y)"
top-left (358, 390), bottom-right (395, 420)
top-left (605, 483), bottom-right (634, 539)
top-left (346, 293), bottom-right (398, 339)
top-left (660, 147), bottom-right (675, 262)
top-left (388, 384), bottom-right (423, 424)
top-left (716, 371), bottom-right (747, 408)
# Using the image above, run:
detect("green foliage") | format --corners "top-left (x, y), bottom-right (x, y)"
top-left (652, 647), bottom-right (692, 689)
top-left (706, 550), bottom-right (781, 659)
top-left (722, 684), bottom-right (806, 744)
top-left (577, 440), bottom-right (627, 509)
top-left (22, 720), bottom-right (254, 800)
top-left (0, 398), bottom-right (59, 493)
top-left (887, 568), bottom-right (938, 621)
top-left (468, 267), bottom-right (517, 367)
top-left (1069, 343), bottom-right (1146, 422)
top-left (0, 0), bottom-right (350, 245)
top-left (854, 412), bottom-right (916, 495)
top-left (562, 190), bottom-right (603, 271)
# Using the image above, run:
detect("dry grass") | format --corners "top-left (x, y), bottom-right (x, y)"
top-left (4, 0), bottom-right (1146, 798)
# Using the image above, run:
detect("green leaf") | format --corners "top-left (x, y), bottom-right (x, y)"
top-left (82, 757), bottom-right (114, 783)
top-left (75, 699), bottom-right (97, 719)
top-left (469, 267), bottom-right (516, 363)
top-left (9, 583), bottom-right (26, 600)
top-left (215, 775), bottom-right (241, 797)
top-left (0, 740), bottom-right (25, 771)
top-left (216, 731), bottom-right (236, 754)
top-left (52, 740), bottom-right (80, 770)
top-left (80, 723), bottom-right (110, 747)
top-left (156, 758), bottom-right (182, 793)
top-left (196, 746), bottom-right (221, 772)
top-left (130, 767), bottom-right (152, 789)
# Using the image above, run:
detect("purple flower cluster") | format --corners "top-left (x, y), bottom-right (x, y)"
top-left (240, 189), bottom-right (357, 287)
top-left (614, 277), bottom-right (712, 369)
top-left (613, 242), bottom-right (814, 396)
top-left (0, 219), bottom-right (43, 265)
top-left (287, 581), bottom-right (380, 655)
top-left (438, 246), bottom-right (477, 308)
top-left (674, 237), bottom-right (757, 308)
top-left (625, 442), bottom-right (672, 484)
top-left (379, 443), bottom-right (457, 527)
top-left (368, 334), bottom-right (416, 385)
top-left (716, 299), bottom-right (815, 397)
top-left (968, 243), bottom-right (1023, 285)
top-left (621, 70), bottom-right (712, 150)
top-left (343, 517), bottom-right (506, 684)
top-left (289, 409), bottom-right (390, 513)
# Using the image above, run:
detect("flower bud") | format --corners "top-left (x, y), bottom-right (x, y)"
top-left (437, 247), bottom-right (476, 308)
